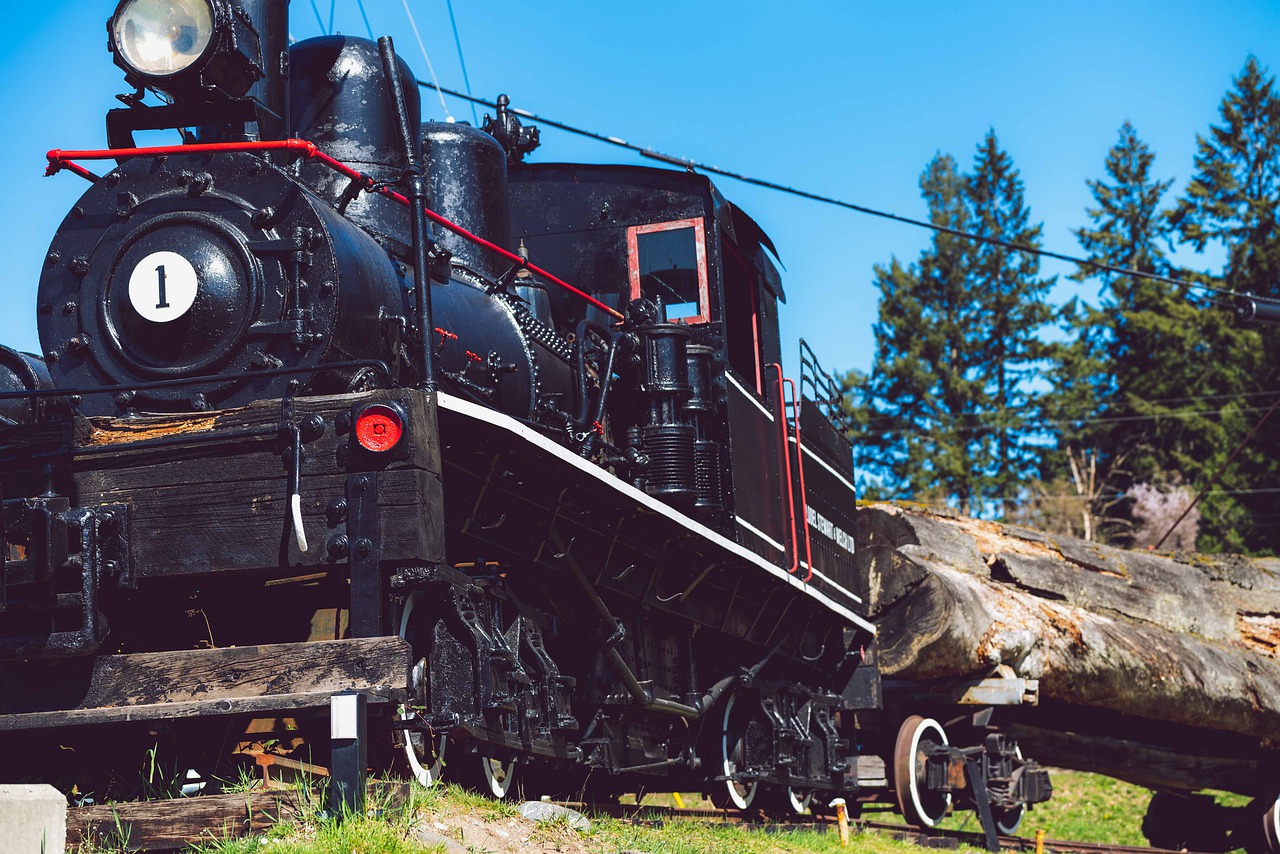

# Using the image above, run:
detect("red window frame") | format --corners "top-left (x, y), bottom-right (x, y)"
top-left (626, 217), bottom-right (710, 324)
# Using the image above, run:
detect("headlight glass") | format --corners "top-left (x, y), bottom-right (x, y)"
top-left (112, 0), bottom-right (214, 77)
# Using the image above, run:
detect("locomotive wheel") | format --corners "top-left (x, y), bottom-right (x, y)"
top-left (709, 695), bottom-right (758, 810)
top-left (892, 716), bottom-right (950, 828)
top-left (449, 750), bottom-right (518, 799)
top-left (759, 784), bottom-right (813, 815)
top-left (398, 591), bottom-right (446, 787)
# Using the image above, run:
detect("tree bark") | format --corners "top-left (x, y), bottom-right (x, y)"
top-left (857, 502), bottom-right (1280, 792)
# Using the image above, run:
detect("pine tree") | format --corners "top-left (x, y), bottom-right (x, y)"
top-left (1165, 57), bottom-right (1280, 551)
top-left (1169, 56), bottom-right (1280, 300)
top-left (966, 131), bottom-right (1056, 515)
top-left (1058, 120), bottom-right (1266, 551)
top-left (844, 154), bottom-right (987, 512)
top-left (846, 136), bottom-right (1054, 518)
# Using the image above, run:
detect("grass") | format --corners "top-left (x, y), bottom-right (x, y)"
top-left (162, 767), bottom-right (1250, 852)
top-left (959, 769), bottom-right (1152, 846)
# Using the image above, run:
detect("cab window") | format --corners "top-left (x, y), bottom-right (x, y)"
top-left (627, 218), bottom-right (709, 323)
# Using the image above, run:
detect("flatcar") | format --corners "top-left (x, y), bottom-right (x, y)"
top-left (0, 0), bottom-right (1049, 841)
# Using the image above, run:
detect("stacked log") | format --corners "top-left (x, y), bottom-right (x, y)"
top-left (856, 502), bottom-right (1280, 794)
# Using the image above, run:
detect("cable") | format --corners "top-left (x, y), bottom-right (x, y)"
top-left (307, 0), bottom-right (326, 33)
top-left (443, 0), bottom-right (479, 126)
top-left (402, 0), bottom-right (453, 121)
top-left (356, 0), bottom-right (375, 40)
top-left (327, 0), bottom-right (335, 36)
top-left (416, 81), bottom-right (1265, 308)
top-left (859, 401), bottom-right (1280, 433)
top-left (1155, 392), bottom-right (1280, 549)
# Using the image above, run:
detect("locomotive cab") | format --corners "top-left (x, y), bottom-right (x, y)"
top-left (508, 163), bottom-right (863, 614)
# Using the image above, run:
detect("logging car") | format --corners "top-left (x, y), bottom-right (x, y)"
top-left (1, 0), bottom-right (1063, 845)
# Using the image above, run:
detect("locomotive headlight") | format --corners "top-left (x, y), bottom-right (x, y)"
top-left (111, 0), bottom-right (214, 78)
top-left (108, 0), bottom-right (262, 100)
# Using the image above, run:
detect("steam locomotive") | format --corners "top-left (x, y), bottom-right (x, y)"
top-left (0, 0), bottom-right (1049, 836)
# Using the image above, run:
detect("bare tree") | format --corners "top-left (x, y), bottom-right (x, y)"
top-left (1129, 482), bottom-right (1200, 551)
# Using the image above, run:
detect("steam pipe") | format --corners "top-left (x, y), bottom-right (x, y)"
top-left (378, 36), bottom-right (436, 392)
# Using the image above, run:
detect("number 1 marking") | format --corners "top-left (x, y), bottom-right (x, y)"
top-left (156, 264), bottom-right (170, 309)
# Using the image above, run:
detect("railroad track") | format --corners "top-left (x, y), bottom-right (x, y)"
top-left (565, 800), bottom-right (1202, 854)
top-left (66, 783), bottom-right (1205, 854)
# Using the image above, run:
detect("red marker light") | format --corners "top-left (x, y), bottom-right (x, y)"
top-left (354, 404), bottom-right (404, 452)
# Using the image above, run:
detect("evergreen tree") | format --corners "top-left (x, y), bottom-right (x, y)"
top-left (846, 135), bottom-right (1054, 518)
top-left (845, 154), bottom-right (986, 512)
top-left (966, 131), bottom-right (1056, 514)
top-left (1165, 57), bottom-right (1280, 551)
top-left (1169, 56), bottom-right (1280, 300)
top-left (1060, 120), bottom-right (1265, 551)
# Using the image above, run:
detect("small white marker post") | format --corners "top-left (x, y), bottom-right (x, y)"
top-left (328, 691), bottom-right (367, 819)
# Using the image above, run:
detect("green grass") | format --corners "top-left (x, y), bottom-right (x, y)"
top-left (999, 770), bottom-right (1151, 845)
top-left (177, 767), bottom-right (1248, 852)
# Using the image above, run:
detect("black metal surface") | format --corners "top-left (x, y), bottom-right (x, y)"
top-left (290, 36), bottom-right (420, 254)
top-left (0, 348), bottom-right (61, 426)
top-left (0, 501), bottom-right (125, 660)
top-left (421, 121), bottom-right (514, 281)
top-left (37, 151), bottom-right (407, 415)
top-left (346, 471), bottom-right (384, 638)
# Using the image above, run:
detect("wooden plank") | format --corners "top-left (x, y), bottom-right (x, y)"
top-left (0, 637), bottom-right (410, 728)
top-left (68, 390), bottom-right (445, 577)
top-left (68, 781), bottom-right (411, 851)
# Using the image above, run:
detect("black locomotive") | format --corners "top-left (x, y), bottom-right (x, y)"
top-left (0, 0), bottom-right (1049, 837)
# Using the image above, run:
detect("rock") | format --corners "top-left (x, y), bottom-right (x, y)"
top-left (412, 823), bottom-right (468, 854)
top-left (518, 800), bottom-right (592, 831)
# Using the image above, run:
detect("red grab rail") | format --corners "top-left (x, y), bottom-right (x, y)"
top-left (45, 139), bottom-right (624, 321)
top-left (768, 363), bottom-right (814, 581)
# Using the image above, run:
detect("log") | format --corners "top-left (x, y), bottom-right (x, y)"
top-left (857, 502), bottom-right (1280, 791)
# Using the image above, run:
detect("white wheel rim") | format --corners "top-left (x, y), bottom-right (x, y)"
top-left (482, 756), bottom-right (516, 799)
top-left (994, 745), bottom-right (1025, 835)
top-left (908, 718), bottom-right (951, 827)
top-left (721, 696), bottom-right (757, 809)
top-left (399, 592), bottom-right (445, 787)
top-left (1266, 790), bottom-right (1280, 851)
top-left (785, 787), bottom-right (813, 815)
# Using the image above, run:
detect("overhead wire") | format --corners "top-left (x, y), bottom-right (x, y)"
top-left (443, 0), bottom-right (480, 126)
top-left (307, 0), bottom-right (326, 33)
top-left (402, 0), bottom-right (453, 121)
top-left (415, 81), bottom-right (1271, 310)
top-left (411, 84), bottom-right (1280, 530)
top-left (355, 0), bottom-right (375, 40)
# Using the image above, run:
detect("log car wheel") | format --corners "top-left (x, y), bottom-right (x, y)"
top-left (991, 744), bottom-right (1025, 835)
top-left (893, 715), bottom-right (951, 828)
top-left (1260, 786), bottom-right (1280, 854)
top-left (398, 591), bottom-right (446, 787)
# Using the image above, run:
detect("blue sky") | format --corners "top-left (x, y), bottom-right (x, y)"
top-left (2, 0), bottom-right (1277, 381)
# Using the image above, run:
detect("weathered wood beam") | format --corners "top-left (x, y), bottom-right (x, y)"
top-left (0, 637), bottom-right (409, 730)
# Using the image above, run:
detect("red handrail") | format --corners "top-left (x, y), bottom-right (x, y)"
top-left (768, 362), bottom-right (800, 576)
top-left (45, 139), bottom-right (624, 321)
top-left (783, 376), bottom-right (814, 582)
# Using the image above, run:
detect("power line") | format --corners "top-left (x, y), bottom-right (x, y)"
top-left (402, 1), bottom-right (452, 121)
top-left (442, 0), bottom-right (479, 126)
top-left (307, 0), bottom-right (326, 33)
top-left (858, 400), bottom-right (1280, 433)
top-left (414, 82), bottom-right (1267, 309)
top-left (355, 0), bottom-right (375, 40)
